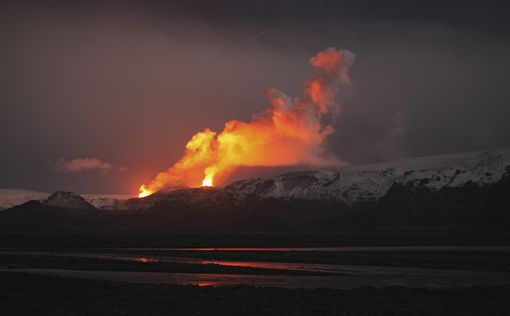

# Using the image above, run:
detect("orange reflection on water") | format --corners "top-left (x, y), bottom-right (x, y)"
top-left (135, 257), bottom-right (157, 263)
top-left (199, 260), bottom-right (288, 270)
top-left (196, 282), bottom-right (215, 287)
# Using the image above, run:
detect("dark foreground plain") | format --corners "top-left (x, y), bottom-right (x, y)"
top-left (2, 231), bottom-right (510, 248)
top-left (3, 232), bottom-right (510, 315)
top-left (2, 272), bottom-right (510, 316)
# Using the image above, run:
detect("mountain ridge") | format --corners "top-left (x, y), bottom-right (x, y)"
top-left (0, 147), bottom-right (509, 232)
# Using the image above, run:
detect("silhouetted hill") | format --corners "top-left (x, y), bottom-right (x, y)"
top-left (0, 201), bottom-right (102, 231)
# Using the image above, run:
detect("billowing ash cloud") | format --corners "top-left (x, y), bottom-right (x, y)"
top-left (139, 48), bottom-right (355, 196)
top-left (54, 157), bottom-right (125, 175)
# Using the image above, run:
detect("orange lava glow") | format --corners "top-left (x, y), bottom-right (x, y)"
top-left (138, 185), bottom-right (152, 198)
top-left (138, 48), bottom-right (354, 197)
top-left (202, 177), bottom-right (213, 187)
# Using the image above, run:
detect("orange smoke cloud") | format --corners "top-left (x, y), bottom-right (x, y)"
top-left (139, 48), bottom-right (355, 197)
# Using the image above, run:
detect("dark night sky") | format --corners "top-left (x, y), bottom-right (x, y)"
top-left (1, 1), bottom-right (509, 194)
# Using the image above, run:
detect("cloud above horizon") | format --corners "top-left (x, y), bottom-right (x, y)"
top-left (53, 157), bottom-right (125, 175)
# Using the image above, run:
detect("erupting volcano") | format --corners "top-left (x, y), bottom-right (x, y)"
top-left (138, 48), bottom-right (355, 198)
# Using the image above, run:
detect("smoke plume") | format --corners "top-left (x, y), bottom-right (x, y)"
top-left (139, 48), bottom-right (355, 196)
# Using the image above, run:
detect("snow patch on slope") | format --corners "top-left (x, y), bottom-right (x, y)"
top-left (42, 191), bottom-right (94, 210)
top-left (0, 190), bottom-right (134, 211)
top-left (82, 194), bottom-right (136, 210)
top-left (0, 189), bottom-right (50, 211)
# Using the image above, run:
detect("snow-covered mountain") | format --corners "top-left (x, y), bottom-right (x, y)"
top-left (1, 148), bottom-right (509, 232)
top-left (226, 148), bottom-right (510, 205)
top-left (1, 148), bottom-right (509, 212)
top-left (97, 147), bottom-right (510, 211)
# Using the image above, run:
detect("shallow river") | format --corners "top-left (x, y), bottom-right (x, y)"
top-left (4, 267), bottom-right (510, 289)
top-left (2, 247), bottom-right (510, 289)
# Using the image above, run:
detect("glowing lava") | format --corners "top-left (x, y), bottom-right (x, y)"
top-left (202, 177), bottom-right (213, 187)
top-left (138, 185), bottom-right (152, 198)
top-left (138, 48), bottom-right (354, 196)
